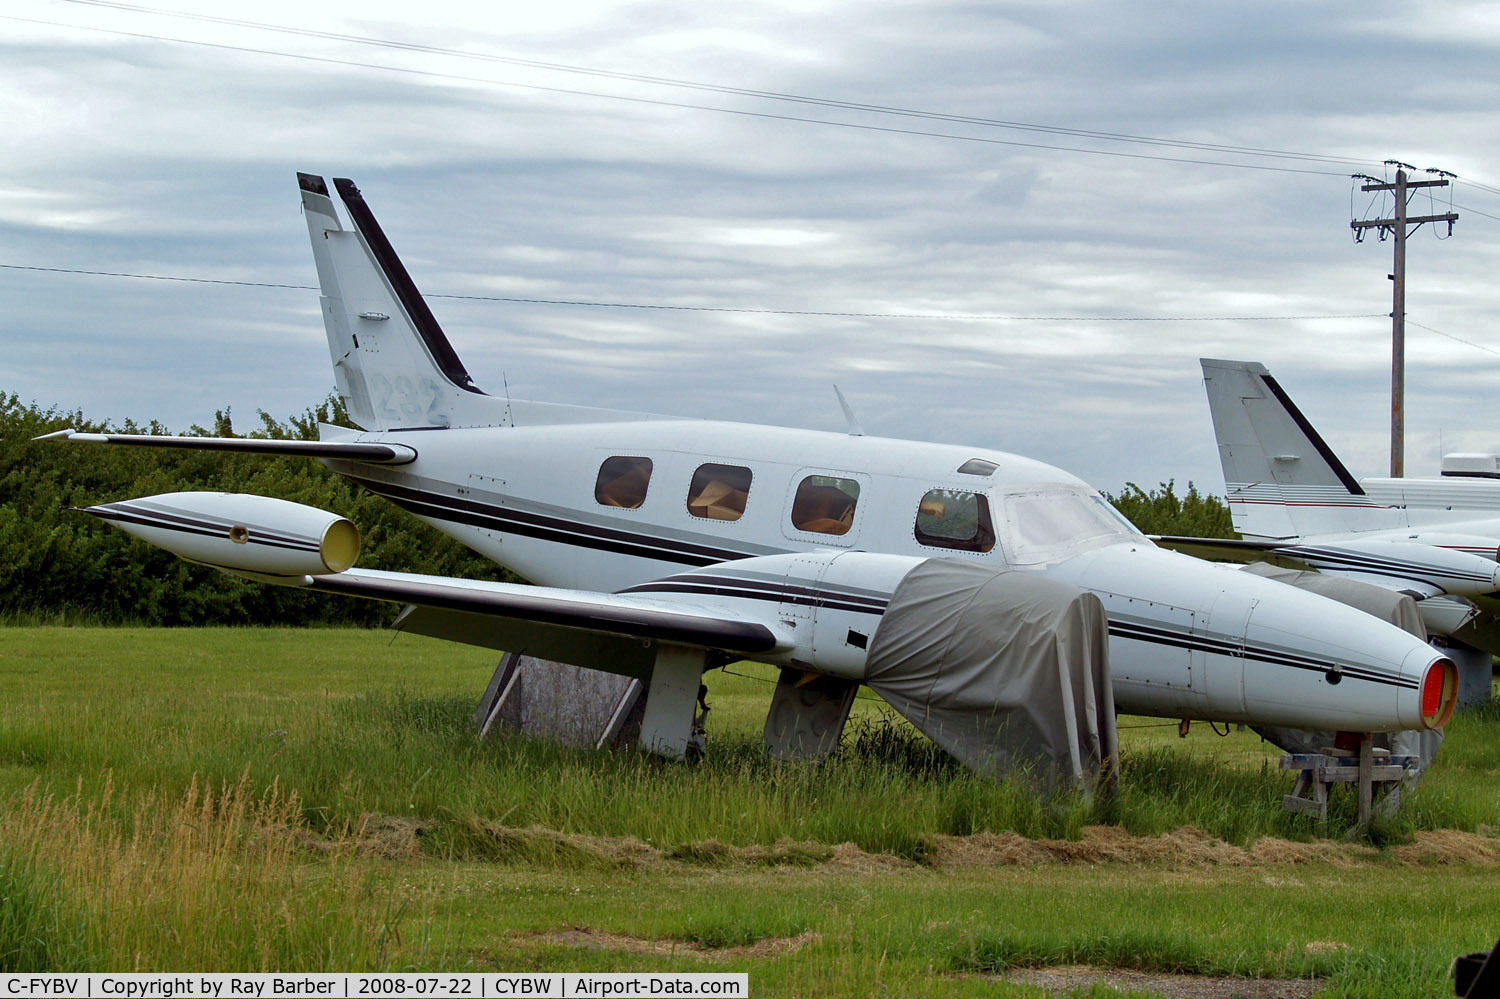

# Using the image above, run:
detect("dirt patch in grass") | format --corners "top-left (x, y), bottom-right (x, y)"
top-left (937, 825), bottom-right (1500, 869)
top-left (1393, 829), bottom-right (1500, 865)
top-left (338, 818), bottom-right (1500, 871)
top-left (358, 815), bottom-right (427, 859)
top-left (823, 841), bottom-right (921, 872)
top-left (519, 927), bottom-right (821, 961)
top-left (999, 964), bottom-right (1321, 998)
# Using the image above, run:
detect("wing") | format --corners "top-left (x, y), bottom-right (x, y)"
top-left (1152, 535), bottom-right (1315, 571)
top-left (308, 568), bottom-right (783, 678)
top-left (1154, 535), bottom-right (1500, 600)
top-left (35, 428), bottom-right (416, 464)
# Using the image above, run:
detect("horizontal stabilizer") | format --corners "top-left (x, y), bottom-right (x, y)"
top-left (36, 429), bottom-right (417, 464)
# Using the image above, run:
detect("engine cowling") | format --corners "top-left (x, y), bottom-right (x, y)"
top-left (84, 491), bottom-right (359, 577)
top-left (1286, 537), bottom-right (1500, 597)
top-left (1392, 532), bottom-right (1500, 563)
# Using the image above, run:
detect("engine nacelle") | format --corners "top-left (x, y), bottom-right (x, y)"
top-left (1288, 537), bottom-right (1500, 597)
top-left (1391, 532), bottom-right (1500, 563)
top-left (85, 491), bottom-right (359, 578)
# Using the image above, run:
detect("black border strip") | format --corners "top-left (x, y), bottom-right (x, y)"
top-left (1288, 545), bottom-right (1494, 586)
top-left (1108, 620), bottom-right (1417, 690)
top-left (332, 177), bottom-right (484, 396)
top-left (621, 579), bottom-right (888, 616)
top-left (347, 475), bottom-right (758, 567)
top-left (88, 507), bottom-right (321, 555)
top-left (95, 435), bottom-right (407, 463)
top-left (93, 502), bottom-right (320, 550)
top-left (1258, 374), bottom-right (1365, 496)
top-left (309, 572), bottom-right (778, 653)
top-left (629, 572), bottom-right (891, 608)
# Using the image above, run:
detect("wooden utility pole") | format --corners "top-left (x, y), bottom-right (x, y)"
top-left (1351, 163), bottom-right (1458, 477)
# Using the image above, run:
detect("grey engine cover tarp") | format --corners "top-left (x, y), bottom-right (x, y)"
top-left (1239, 562), bottom-right (1440, 770)
top-left (863, 558), bottom-right (1117, 786)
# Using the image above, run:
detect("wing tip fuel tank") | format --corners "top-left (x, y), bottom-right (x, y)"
top-left (83, 492), bottom-right (361, 578)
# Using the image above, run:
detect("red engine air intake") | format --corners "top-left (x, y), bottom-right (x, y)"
top-left (1420, 657), bottom-right (1458, 729)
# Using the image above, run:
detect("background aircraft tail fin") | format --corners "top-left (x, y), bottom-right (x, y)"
top-left (299, 173), bottom-right (510, 431)
top-left (1200, 358), bottom-right (1397, 539)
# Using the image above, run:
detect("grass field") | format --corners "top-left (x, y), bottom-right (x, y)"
top-left (0, 626), bottom-right (1497, 996)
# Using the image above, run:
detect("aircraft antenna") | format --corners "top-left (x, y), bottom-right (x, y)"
top-left (1350, 163), bottom-right (1459, 477)
top-left (833, 385), bottom-right (865, 437)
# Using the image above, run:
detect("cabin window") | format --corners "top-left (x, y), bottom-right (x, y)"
top-left (595, 456), bottom-right (653, 509)
top-left (914, 488), bottom-right (995, 552)
top-left (687, 463), bottom-right (753, 521)
top-left (790, 475), bottom-right (861, 535)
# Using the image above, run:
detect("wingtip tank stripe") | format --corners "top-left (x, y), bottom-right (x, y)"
top-left (87, 505), bottom-right (322, 555)
top-left (91, 501), bottom-right (321, 549)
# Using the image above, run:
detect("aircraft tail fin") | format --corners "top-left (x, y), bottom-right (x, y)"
top-left (1200, 358), bottom-right (1398, 539)
top-left (299, 173), bottom-right (510, 431)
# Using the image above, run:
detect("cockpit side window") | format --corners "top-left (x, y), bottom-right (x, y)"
top-left (790, 475), bottom-right (860, 535)
top-left (595, 456), bottom-right (653, 509)
top-left (687, 463), bottom-right (753, 521)
top-left (914, 488), bottom-right (995, 553)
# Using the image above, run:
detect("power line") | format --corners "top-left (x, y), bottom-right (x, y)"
top-left (58, 0), bottom-right (1383, 171)
top-left (1406, 319), bottom-right (1500, 358)
top-left (2, 13), bottom-right (1359, 178)
top-left (0, 262), bottom-right (1388, 322)
top-left (66, 0), bottom-right (1500, 197)
top-left (0, 263), bottom-right (311, 290)
top-left (1453, 201), bottom-right (1500, 223)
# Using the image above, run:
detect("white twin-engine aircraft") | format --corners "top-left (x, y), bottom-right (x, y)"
top-left (40, 175), bottom-right (1458, 765)
top-left (1158, 358), bottom-right (1500, 704)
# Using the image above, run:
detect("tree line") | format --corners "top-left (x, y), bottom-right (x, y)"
top-left (0, 392), bottom-right (509, 625)
top-left (0, 392), bottom-right (1232, 625)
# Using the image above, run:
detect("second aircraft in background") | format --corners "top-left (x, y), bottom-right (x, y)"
top-left (1159, 357), bottom-right (1500, 705)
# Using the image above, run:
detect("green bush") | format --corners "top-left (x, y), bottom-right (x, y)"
top-left (1104, 479), bottom-right (1233, 538)
top-left (0, 392), bottom-right (511, 625)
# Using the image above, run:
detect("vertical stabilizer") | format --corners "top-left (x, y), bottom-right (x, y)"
top-left (1200, 358), bottom-right (1400, 539)
top-left (299, 173), bottom-right (510, 430)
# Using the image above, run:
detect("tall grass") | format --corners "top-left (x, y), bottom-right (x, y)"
top-left (0, 774), bottom-right (445, 971)
top-left (0, 628), bottom-right (1495, 993)
top-left (1, 628), bottom-right (1494, 869)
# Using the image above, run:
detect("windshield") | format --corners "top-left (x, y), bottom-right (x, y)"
top-left (996, 487), bottom-right (1140, 566)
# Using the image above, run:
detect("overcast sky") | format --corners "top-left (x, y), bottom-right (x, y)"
top-left (5, 0), bottom-right (1500, 495)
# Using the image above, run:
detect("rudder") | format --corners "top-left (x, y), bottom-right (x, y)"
top-left (299, 173), bottom-right (510, 431)
top-left (1200, 358), bottom-right (1397, 539)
